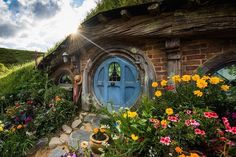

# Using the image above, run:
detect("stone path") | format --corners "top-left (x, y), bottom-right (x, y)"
top-left (31, 112), bottom-right (102, 157)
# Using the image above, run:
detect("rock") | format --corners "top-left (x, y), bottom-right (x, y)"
top-left (80, 112), bottom-right (88, 116)
top-left (81, 123), bottom-right (93, 132)
top-left (68, 130), bottom-right (90, 149)
top-left (71, 119), bottom-right (82, 129)
top-left (34, 148), bottom-right (51, 157)
top-left (84, 113), bottom-right (97, 123)
top-left (62, 124), bottom-right (72, 134)
top-left (84, 114), bottom-right (101, 128)
top-left (49, 137), bottom-right (63, 148)
top-left (48, 146), bottom-right (68, 157)
top-left (59, 133), bottom-right (69, 144)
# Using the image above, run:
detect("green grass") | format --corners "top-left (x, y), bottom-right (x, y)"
top-left (85, 0), bottom-right (155, 20)
top-left (0, 47), bottom-right (43, 67)
top-left (0, 62), bottom-right (35, 96)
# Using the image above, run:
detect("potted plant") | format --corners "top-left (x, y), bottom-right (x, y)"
top-left (89, 127), bottom-right (109, 154)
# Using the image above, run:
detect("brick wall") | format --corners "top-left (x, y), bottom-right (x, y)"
top-left (78, 38), bottom-right (236, 82)
top-left (181, 39), bottom-right (236, 74)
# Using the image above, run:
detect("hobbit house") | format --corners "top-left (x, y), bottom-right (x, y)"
top-left (38, 0), bottom-right (236, 111)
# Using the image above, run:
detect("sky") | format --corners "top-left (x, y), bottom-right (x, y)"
top-left (0, 0), bottom-right (98, 52)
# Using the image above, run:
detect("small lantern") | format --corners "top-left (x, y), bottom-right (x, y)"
top-left (62, 52), bottom-right (69, 63)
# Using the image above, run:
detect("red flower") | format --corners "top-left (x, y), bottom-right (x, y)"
top-left (210, 112), bottom-right (218, 118)
top-left (165, 85), bottom-right (175, 91)
top-left (26, 100), bottom-right (33, 105)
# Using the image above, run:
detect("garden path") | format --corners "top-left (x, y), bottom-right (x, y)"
top-left (31, 112), bottom-right (102, 157)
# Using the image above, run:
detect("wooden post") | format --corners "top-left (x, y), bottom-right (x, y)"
top-left (165, 39), bottom-right (181, 80)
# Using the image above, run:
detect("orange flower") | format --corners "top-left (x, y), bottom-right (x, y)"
top-left (189, 153), bottom-right (200, 157)
top-left (179, 154), bottom-right (186, 157)
top-left (221, 85), bottom-right (230, 91)
top-left (17, 124), bottom-right (23, 129)
top-left (93, 128), bottom-right (99, 134)
top-left (152, 82), bottom-right (158, 87)
top-left (175, 147), bottom-right (183, 154)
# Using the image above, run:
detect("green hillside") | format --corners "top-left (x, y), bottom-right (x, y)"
top-left (0, 47), bottom-right (43, 67)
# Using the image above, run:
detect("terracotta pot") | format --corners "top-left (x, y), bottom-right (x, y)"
top-left (89, 133), bottom-right (109, 154)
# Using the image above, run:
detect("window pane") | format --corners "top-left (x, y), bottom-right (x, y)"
top-left (59, 74), bottom-right (72, 84)
top-left (213, 64), bottom-right (236, 86)
top-left (109, 62), bottom-right (121, 81)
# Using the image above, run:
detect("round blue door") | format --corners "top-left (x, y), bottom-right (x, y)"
top-left (93, 57), bottom-right (141, 110)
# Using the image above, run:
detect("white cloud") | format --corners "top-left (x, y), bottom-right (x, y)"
top-left (0, 0), bottom-right (98, 52)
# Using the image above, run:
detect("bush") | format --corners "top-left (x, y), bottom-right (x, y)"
top-left (99, 74), bottom-right (236, 157)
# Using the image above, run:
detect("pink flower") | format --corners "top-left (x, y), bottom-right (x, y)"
top-left (186, 110), bottom-right (192, 115)
top-left (160, 136), bottom-right (171, 145)
top-left (228, 127), bottom-right (236, 134)
top-left (168, 116), bottom-right (178, 122)
top-left (195, 128), bottom-right (205, 135)
top-left (185, 119), bottom-right (200, 127)
top-left (222, 117), bottom-right (232, 130)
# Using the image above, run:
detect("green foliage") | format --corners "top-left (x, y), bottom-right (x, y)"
top-left (0, 47), bottom-right (43, 67)
top-left (0, 131), bottom-right (36, 157)
top-left (33, 99), bottom-right (77, 137)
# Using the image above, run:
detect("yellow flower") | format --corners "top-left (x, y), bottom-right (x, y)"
top-left (202, 75), bottom-right (210, 80)
top-left (0, 126), bottom-right (3, 132)
top-left (161, 80), bottom-right (168, 87)
top-left (182, 75), bottom-right (191, 82)
top-left (196, 79), bottom-right (208, 89)
top-left (152, 82), bottom-right (158, 87)
top-left (17, 124), bottom-right (23, 129)
top-left (172, 75), bottom-right (181, 83)
top-left (193, 90), bottom-right (203, 97)
top-left (123, 113), bottom-right (127, 118)
top-left (161, 120), bottom-right (168, 126)
top-left (209, 76), bottom-right (220, 84)
top-left (155, 90), bottom-right (162, 97)
top-left (80, 141), bottom-right (89, 149)
top-left (221, 85), bottom-right (230, 91)
top-left (128, 111), bottom-right (138, 118)
top-left (93, 128), bottom-right (99, 134)
top-left (192, 74), bottom-right (200, 81)
top-left (189, 153), bottom-right (200, 157)
top-left (165, 108), bottom-right (173, 115)
top-left (175, 147), bottom-right (183, 154)
top-left (100, 128), bottom-right (106, 133)
top-left (179, 154), bottom-right (186, 157)
top-left (131, 134), bottom-right (139, 141)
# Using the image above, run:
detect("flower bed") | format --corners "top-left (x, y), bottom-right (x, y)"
top-left (98, 74), bottom-right (236, 157)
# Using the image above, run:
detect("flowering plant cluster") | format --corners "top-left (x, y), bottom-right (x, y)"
top-left (99, 74), bottom-right (236, 157)
top-left (0, 94), bottom-right (77, 156)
